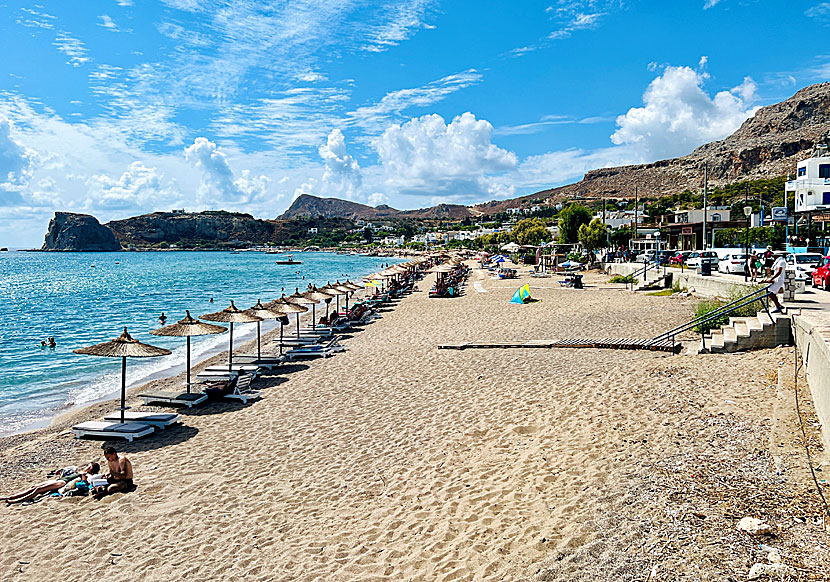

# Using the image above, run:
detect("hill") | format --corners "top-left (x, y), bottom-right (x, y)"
top-left (475, 82), bottom-right (830, 213)
top-left (281, 194), bottom-right (472, 221)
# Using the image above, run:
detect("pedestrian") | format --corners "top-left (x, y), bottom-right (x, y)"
top-left (762, 251), bottom-right (788, 314)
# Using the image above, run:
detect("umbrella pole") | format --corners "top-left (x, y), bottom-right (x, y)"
top-left (186, 336), bottom-right (191, 393)
top-left (120, 356), bottom-right (126, 424)
top-left (296, 313), bottom-right (300, 338)
top-left (257, 321), bottom-right (261, 361)
top-left (279, 322), bottom-right (284, 355)
top-left (229, 322), bottom-right (234, 373)
top-left (325, 301), bottom-right (330, 323)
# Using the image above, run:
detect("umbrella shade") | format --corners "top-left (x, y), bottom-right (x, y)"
top-left (201, 301), bottom-right (263, 372)
top-left (270, 294), bottom-right (309, 339)
top-left (74, 327), bottom-right (173, 358)
top-left (74, 327), bottom-right (171, 424)
top-left (245, 300), bottom-right (287, 361)
top-left (150, 311), bottom-right (227, 391)
top-left (303, 286), bottom-right (334, 328)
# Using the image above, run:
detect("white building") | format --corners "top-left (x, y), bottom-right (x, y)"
top-left (786, 144), bottom-right (830, 213)
top-left (673, 207), bottom-right (731, 224)
top-left (308, 227), bottom-right (318, 234)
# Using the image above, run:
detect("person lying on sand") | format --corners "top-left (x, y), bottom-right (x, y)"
top-left (92, 446), bottom-right (133, 500)
top-left (3, 462), bottom-right (99, 505)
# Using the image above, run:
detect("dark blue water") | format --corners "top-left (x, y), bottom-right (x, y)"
top-left (0, 251), bottom-right (397, 434)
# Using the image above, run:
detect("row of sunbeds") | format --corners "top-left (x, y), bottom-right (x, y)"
top-left (69, 291), bottom-right (409, 442)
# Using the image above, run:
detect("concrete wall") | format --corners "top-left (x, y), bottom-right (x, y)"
top-left (792, 315), bottom-right (830, 452)
top-left (604, 262), bottom-right (757, 299)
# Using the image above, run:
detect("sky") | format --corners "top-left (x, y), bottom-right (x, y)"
top-left (1, 0), bottom-right (830, 247)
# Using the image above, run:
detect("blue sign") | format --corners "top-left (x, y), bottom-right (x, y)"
top-left (771, 207), bottom-right (787, 221)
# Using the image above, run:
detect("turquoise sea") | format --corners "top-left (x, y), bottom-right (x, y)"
top-left (0, 251), bottom-right (398, 435)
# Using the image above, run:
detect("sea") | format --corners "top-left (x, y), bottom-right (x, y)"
top-left (0, 250), bottom-right (400, 435)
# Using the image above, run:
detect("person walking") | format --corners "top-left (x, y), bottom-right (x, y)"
top-left (762, 251), bottom-right (788, 314)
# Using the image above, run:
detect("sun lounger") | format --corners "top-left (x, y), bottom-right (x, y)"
top-left (71, 421), bottom-right (155, 442)
top-left (233, 355), bottom-right (285, 369)
top-left (207, 373), bottom-right (262, 404)
top-left (195, 369), bottom-right (239, 382)
top-left (202, 364), bottom-right (261, 377)
top-left (284, 337), bottom-right (345, 360)
top-left (102, 411), bottom-right (180, 428)
top-left (138, 391), bottom-right (208, 408)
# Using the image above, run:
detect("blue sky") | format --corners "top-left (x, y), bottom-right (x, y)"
top-left (1, 0), bottom-right (830, 246)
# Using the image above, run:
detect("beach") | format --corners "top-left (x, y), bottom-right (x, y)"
top-left (1, 266), bottom-right (828, 581)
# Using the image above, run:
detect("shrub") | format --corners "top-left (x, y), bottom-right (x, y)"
top-left (609, 274), bottom-right (638, 285)
top-left (693, 284), bottom-right (766, 333)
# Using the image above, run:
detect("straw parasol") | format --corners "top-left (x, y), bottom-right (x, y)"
top-left (150, 310), bottom-right (227, 392)
top-left (74, 327), bottom-right (172, 423)
top-left (270, 294), bottom-right (309, 339)
top-left (245, 300), bottom-right (287, 361)
top-left (200, 301), bottom-right (262, 372)
top-left (304, 285), bottom-right (335, 325)
top-left (321, 281), bottom-right (348, 315)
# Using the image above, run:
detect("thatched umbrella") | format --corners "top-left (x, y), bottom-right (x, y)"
top-left (271, 294), bottom-right (309, 339)
top-left (201, 301), bottom-right (262, 372)
top-left (304, 285), bottom-right (335, 326)
top-left (321, 281), bottom-right (348, 315)
top-left (150, 310), bottom-right (227, 392)
top-left (245, 300), bottom-right (286, 361)
top-left (74, 327), bottom-right (172, 424)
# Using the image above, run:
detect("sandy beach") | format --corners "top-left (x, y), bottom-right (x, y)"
top-left (1, 266), bottom-right (828, 581)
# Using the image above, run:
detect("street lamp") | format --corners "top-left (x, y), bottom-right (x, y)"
top-left (743, 206), bottom-right (752, 281)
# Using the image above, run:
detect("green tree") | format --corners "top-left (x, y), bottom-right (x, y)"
top-left (608, 226), bottom-right (633, 248)
top-left (363, 227), bottom-right (373, 243)
top-left (512, 218), bottom-right (551, 246)
top-left (578, 218), bottom-right (608, 251)
top-left (557, 204), bottom-right (592, 243)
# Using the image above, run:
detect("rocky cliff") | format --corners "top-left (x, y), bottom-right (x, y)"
top-left (106, 211), bottom-right (279, 246)
top-left (475, 82), bottom-right (830, 212)
top-left (41, 212), bottom-right (122, 251)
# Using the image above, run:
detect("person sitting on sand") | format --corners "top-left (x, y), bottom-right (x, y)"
top-left (3, 462), bottom-right (99, 504)
top-left (92, 446), bottom-right (133, 500)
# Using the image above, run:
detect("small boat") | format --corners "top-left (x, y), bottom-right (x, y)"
top-left (275, 254), bottom-right (302, 265)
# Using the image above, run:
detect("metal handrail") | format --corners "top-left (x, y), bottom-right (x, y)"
top-left (626, 261), bottom-right (658, 290)
top-left (649, 285), bottom-right (771, 349)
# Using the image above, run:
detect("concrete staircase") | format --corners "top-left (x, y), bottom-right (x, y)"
top-left (635, 271), bottom-right (673, 292)
top-left (699, 311), bottom-right (792, 353)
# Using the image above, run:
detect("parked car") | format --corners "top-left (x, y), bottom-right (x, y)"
top-left (670, 251), bottom-right (692, 265)
top-left (785, 252), bottom-right (823, 282)
top-left (685, 251), bottom-right (719, 268)
top-left (639, 250), bottom-right (656, 263)
top-left (718, 253), bottom-right (749, 275)
top-left (812, 256), bottom-right (830, 290)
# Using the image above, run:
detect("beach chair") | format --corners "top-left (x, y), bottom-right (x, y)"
top-left (284, 337), bottom-right (345, 360)
top-left (211, 373), bottom-right (262, 404)
top-left (195, 369), bottom-right (239, 383)
top-left (202, 364), bottom-right (261, 377)
top-left (233, 354), bottom-right (285, 370)
top-left (102, 411), bottom-right (180, 429)
top-left (138, 391), bottom-right (208, 408)
top-left (71, 421), bottom-right (155, 442)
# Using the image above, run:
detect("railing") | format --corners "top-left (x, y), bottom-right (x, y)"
top-left (626, 261), bottom-right (659, 290)
top-left (648, 284), bottom-right (772, 352)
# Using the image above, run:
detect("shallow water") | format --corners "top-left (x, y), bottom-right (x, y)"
top-left (0, 250), bottom-right (397, 434)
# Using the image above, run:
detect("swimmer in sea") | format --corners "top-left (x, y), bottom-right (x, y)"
top-left (159, 312), bottom-right (167, 324)
top-left (48, 337), bottom-right (56, 348)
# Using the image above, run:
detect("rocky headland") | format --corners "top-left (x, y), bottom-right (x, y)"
top-left (41, 212), bottom-right (121, 251)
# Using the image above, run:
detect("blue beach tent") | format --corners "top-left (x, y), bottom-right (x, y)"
top-left (510, 284), bottom-right (533, 304)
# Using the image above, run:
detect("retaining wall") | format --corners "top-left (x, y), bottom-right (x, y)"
top-left (792, 315), bottom-right (830, 452)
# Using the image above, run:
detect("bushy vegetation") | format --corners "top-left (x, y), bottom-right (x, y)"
top-left (609, 274), bottom-right (638, 285)
top-left (693, 284), bottom-right (766, 333)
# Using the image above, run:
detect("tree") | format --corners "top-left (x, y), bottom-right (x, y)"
top-left (578, 218), bottom-right (607, 252)
top-left (608, 226), bottom-right (633, 248)
top-left (558, 204), bottom-right (592, 243)
top-left (512, 218), bottom-right (551, 246)
top-left (363, 227), bottom-right (373, 243)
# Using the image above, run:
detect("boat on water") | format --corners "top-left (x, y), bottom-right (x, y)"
top-left (275, 254), bottom-right (302, 265)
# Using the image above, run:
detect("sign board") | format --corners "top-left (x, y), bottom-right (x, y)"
top-left (771, 207), bottom-right (788, 221)
top-left (681, 227), bottom-right (693, 235)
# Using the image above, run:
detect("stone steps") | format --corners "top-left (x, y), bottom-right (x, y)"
top-left (701, 311), bottom-right (792, 353)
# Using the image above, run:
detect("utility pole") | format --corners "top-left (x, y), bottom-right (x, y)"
top-left (702, 163), bottom-right (708, 250)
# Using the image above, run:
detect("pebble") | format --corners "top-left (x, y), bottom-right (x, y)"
top-left (747, 562), bottom-right (795, 580)
top-left (737, 516), bottom-right (773, 535)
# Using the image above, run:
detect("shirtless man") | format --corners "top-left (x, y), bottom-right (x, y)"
top-left (92, 446), bottom-right (133, 499)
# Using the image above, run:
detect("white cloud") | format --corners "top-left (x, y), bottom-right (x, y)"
top-left (98, 15), bottom-right (120, 31)
top-left (53, 33), bottom-right (90, 67)
top-left (368, 192), bottom-right (389, 206)
top-left (549, 11), bottom-right (605, 39)
top-left (293, 129), bottom-right (362, 201)
top-left (0, 116), bottom-right (35, 195)
top-left (610, 65), bottom-right (759, 159)
top-left (805, 3), bottom-right (830, 18)
top-left (363, 0), bottom-right (434, 52)
top-left (87, 162), bottom-right (177, 210)
top-left (703, 0), bottom-right (724, 9)
top-left (116, 0), bottom-right (134, 6)
top-left (184, 137), bottom-right (270, 205)
top-left (374, 112), bottom-right (517, 200)
top-left (347, 70), bottom-right (482, 135)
